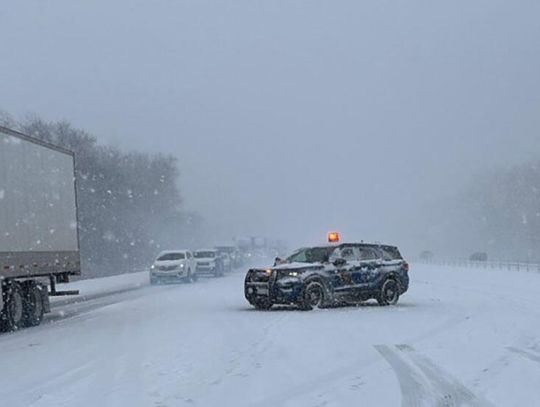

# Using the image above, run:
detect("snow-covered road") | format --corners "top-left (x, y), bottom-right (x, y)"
top-left (2, 264), bottom-right (540, 407)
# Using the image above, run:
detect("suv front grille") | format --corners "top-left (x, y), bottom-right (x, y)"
top-left (248, 270), bottom-right (272, 283)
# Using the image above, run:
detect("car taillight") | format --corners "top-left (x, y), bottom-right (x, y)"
top-left (402, 262), bottom-right (409, 272)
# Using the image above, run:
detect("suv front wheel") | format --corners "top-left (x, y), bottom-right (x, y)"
top-left (299, 281), bottom-right (325, 311)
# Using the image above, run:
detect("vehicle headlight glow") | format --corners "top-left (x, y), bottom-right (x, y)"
top-left (288, 271), bottom-right (299, 277)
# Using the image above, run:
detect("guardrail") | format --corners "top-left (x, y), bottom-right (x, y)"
top-left (416, 259), bottom-right (540, 273)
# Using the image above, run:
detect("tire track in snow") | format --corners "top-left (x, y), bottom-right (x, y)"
top-left (251, 311), bottom-right (468, 407)
top-left (377, 344), bottom-right (495, 407)
top-left (507, 347), bottom-right (540, 364)
top-left (374, 345), bottom-right (426, 406)
top-left (206, 312), bottom-right (290, 386)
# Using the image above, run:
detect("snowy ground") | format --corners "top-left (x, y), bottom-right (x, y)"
top-left (1, 264), bottom-right (540, 407)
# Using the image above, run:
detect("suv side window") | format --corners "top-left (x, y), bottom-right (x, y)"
top-left (358, 247), bottom-right (379, 261)
top-left (381, 246), bottom-right (402, 261)
top-left (381, 249), bottom-right (393, 261)
top-left (340, 247), bottom-right (356, 260)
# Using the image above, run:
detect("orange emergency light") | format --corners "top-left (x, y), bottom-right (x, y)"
top-left (327, 232), bottom-right (341, 243)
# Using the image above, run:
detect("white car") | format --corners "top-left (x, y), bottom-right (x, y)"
top-left (150, 250), bottom-right (197, 284)
top-left (193, 249), bottom-right (224, 277)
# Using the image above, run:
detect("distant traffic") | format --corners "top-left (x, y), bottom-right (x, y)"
top-left (149, 237), bottom-right (286, 284)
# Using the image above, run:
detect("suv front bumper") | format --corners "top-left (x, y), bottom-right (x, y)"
top-left (244, 275), bottom-right (304, 305)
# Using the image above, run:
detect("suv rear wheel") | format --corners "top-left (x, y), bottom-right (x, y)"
top-left (377, 279), bottom-right (400, 306)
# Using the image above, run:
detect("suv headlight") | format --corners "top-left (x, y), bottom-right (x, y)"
top-left (277, 270), bottom-right (301, 279)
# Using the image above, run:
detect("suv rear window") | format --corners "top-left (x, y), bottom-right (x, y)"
top-left (381, 246), bottom-right (403, 260)
top-left (157, 253), bottom-right (185, 261)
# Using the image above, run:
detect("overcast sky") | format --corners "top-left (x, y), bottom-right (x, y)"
top-left (2, 1), bottom-right (540, 251)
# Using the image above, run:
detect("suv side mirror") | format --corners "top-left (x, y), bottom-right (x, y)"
top-left (333, 258), bottom-right (347, 267)
top-left (274, 257), bottom-right (286, 266)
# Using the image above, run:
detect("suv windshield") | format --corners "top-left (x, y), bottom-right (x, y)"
top-left (286, 247), bottom-right (335, 263)
top-left (194, 251), bottom-right (216, 258)
top-left (157, 252), bottom-right (185, 261)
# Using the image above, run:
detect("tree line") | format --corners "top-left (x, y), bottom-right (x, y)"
top-left (415, 160), bottom-right (540, 263)
top-left (451, 162), bottom-right (540, 262)
top-left (1, 111), bottom-right (205, 277)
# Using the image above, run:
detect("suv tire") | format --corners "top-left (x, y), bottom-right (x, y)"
top-left (299, 281), bottom-right (325, 311)
top-left (377, 278), bottom-right (400, 306)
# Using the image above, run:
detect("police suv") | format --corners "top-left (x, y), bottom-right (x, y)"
top-left (244, 238), bottom-right (409, 310)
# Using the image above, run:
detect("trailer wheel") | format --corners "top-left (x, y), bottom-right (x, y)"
top-left (0, 282), bottom-right (24, 331)
top-left (22, 282), bottom-right (45, 327)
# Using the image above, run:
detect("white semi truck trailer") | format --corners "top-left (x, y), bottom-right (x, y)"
top-left (0, 126), bottom-right (80, 330)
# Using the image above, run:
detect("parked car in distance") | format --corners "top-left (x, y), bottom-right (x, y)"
top-left (469, 252), bottom-right (488, 262)
top-left (150, 250), bottom-right (197, 284)
top-left (419, 250), bottom-right (434, 261)
top-left (194, 249), bottom-right (225, 277)
top-left (214, 250), bottom-right (232, 273)
top-left (215, 245), bottom-right (243, 268)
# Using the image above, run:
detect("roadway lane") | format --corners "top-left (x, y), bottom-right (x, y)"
top-left (1, 264), bottom-right (539, 407)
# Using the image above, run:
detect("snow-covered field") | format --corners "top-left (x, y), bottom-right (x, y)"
top-left (1, 264), bottom-right (540, 407)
